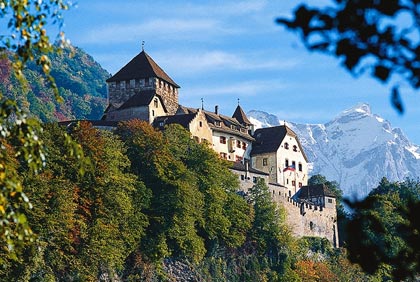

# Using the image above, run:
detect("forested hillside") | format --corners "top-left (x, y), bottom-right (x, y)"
top-left (0, 121), bottom-right (370, 281)
top-left (0, 45), bottom-right (109, 122)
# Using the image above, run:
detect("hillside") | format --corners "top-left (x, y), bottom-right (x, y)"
top-left (0, 46), bottom-right (110, 122)
top-left (248, 104), bottom-right (420, 198)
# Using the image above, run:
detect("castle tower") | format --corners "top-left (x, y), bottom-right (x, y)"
top-left (106, 50), bottom-right (180, 115)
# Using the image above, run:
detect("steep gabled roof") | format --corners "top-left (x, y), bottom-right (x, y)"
top-left (232, 105), bottom-right (252, 125)
top-left (298, 184), bottom-right (336, 199)
top-left (106, 51), bottom-right (180, 87)
top-left (118, 90), bottom-right (167, 112)
top-left (251, 125), bottom-right (308, 161)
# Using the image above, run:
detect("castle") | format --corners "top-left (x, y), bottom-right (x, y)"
top-left (77, 49), bottom-right (339, 247)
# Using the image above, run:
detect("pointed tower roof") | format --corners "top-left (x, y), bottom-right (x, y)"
top-left (106, 51), bottom-right (180, 87)
top-left (232, 105), bottom-right (252, 125)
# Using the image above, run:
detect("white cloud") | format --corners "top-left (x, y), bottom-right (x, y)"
top-left (183, 79), bottom-right (289, 98)
top-left (76, 18), bottom-right (242, 45)
top-left (156, 50), bottom-right (300, 75)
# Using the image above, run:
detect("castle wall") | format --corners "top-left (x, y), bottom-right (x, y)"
top-left (107, 77), bottom-right (179, 115)
top-left (155, 78), bottom-right (178, 115)
top-left (271, 191), bottom-right (339, 247)
top-left (188, 111), bottom-right (213, 144)
top-left (252, 153), bottom-right (277, 183)
top-left (277, 136), bottom-right (308, 194)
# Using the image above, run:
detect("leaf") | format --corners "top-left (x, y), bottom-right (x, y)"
top-left (374, 65), bottom-right (391, 82)
top-left (391, 86), bottom-right (404, 114)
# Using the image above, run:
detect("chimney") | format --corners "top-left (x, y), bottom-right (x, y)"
top-left (215, 105), bottom-right (219, 115)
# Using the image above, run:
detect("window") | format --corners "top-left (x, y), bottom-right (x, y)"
top-left (292, 180), bottom-right (296, 186)
top-left (299, 182), bottom-right (302, 187)
top-left (215, 121), bottom-right (221, 127)
top-left (199, 121), bottom-right (203, 127)
top-left (285, 159), bottom-right (289, 167)
top-left (292, 161), bottom-right (296, 168)
top-left (220, 136), bottom-right (226, 144)
top-left (152, 110), bottom-right (155, 116)
top-left (328, 199), bottom-right (333, 203)
top-left (284, 142), bottom-right (289, 149)
top-left (298, 163), bottom-right (303, 172)
top-left (242, 143), bottom-right (247, 150)
top-left (263, 158), bottom-right (268, 166)
top-left (219, 152), bottom-right (227, 159)
top-left (286, 179), bottom-right (289, 185)
top-left (241, 175), bottom-right (245, 181)
top-left (253, 177), bottom-right (257, 183)
top-left (293, 145), bottom-right (298, 152)
top-left (159, 121), bottom-right (164, 127)
top-left (154, 98), bottom-right (158, 108)
top-left (237, 140), bottom-right (241, 148)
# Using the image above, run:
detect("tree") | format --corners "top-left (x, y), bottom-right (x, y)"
top-left (345, 178), bottom-right (420, 281)
top-left (116, 120), bottom-right (206, 263)
top-left (0, 0), bottom-right (73, 257)
top-left (277, 0), bottom-right (420, 113)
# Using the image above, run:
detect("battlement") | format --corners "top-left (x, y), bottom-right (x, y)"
top-left (269, 183), bottom-right (339, 247)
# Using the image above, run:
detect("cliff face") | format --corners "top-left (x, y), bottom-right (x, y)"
top-left (249, 104), bottom-right (420, 198)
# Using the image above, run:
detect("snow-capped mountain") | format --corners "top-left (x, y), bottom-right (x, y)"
top-left (248, 103), bottom-right (420, 198)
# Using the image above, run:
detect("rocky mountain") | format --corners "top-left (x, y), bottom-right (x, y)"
top-left (248, 104), bottom-right (420, 198)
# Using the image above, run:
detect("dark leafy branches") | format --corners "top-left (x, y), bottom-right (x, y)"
top-left (277, 0), bottom-right (420, 113)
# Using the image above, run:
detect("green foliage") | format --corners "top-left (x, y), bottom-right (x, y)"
top-left (0, 97), bottom-right (44, 260)
top-left (0, 45), bottom-right (109, 122)
top-left (346, 178), bottom-right (420, 281)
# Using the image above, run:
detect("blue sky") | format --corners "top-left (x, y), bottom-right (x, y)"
top-left (62, 0), bottom-right (420, 144)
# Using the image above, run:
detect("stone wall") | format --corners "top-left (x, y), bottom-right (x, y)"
top-left (107, 77), bottom-right (179, 114)
top-left (269, 186), bottom-right (339, 247)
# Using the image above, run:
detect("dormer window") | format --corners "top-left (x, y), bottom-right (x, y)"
top-left (293, 145), bottom-right (298, 152)
top-left (159, 121), bottom-right (164, 127)
top-left (284, 142), bottom-right (289, 149)
top-left (214, 121), bottom-right (221, 127)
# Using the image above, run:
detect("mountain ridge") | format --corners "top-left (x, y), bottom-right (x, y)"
top-left (248, 103), bottom-right (420, 198)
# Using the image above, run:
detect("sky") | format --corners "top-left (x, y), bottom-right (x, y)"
top-left (61, 0), bottom-right (420, 144)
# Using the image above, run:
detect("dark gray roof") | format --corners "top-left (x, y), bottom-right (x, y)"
top-left (58, 120), bottom-right (118, 128)
top-left (251, 125), bottom-right (308, 161)
top-left (153, 113), bottom-right (197, 130)
top-left (298, 184), bottom-right (336, 199)
top-left (232, 105), bottom-right (252, 125)
top-left (106, 51), bottom-right (180, 87)
top-left (118, 90), bottom-right (167, 112)
top-left (230, 161), bottom-right (269, 175)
